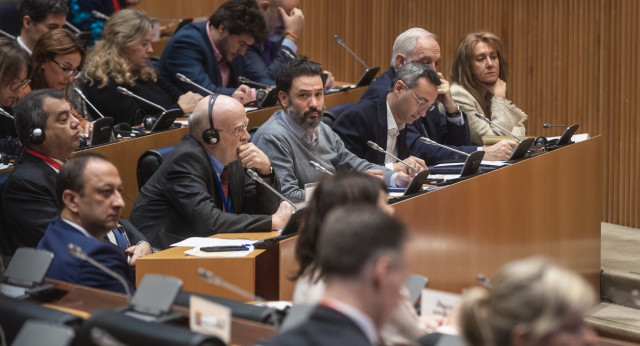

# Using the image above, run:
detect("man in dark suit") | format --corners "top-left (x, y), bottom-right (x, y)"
top-left (333, 61), bottom-right (435, 174)
top-left (266, 205), bottom-right (410, 346)
top-left (159, 1), bottom-right (273, 105)
top-left (3, 89), bottom-right (151, 262)
top-left (38, 153), bottom-right (135, 294)
top-left (360, 28), bottom-right (515, 164)
top-left (130, 94), bottom-right (293, 250)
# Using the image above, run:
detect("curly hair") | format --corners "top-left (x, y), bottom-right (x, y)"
top-left (31, 28), bottom-right (86, 92)
top-left (209, 0), bottom-right (266, 43)
top-left (83, 9), bottom-right (156, 89)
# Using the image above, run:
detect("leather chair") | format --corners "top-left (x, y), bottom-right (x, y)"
top-left (136, 146), bottom-right (175, 190)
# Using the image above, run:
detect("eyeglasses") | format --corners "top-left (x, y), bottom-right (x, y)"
top-left (405, 84), bottom-right (436, 112)
top-left (218, 120), bottom-right (249, 136)
top-left (9, 77), bottom-right (30, 92)
top-left (51, 58), bottom-right (82, 78)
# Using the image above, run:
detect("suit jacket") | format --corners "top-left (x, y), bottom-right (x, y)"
top-left (37, 217), bottom-right (135, 294)
top-left (159, 21), bottom-right (273, 96)
top-left (129, 135), bottom-right (280, 249)
top-left (264, 305), bottom-right (373, 346)
top-left (332, 93), bottom-right (408, 165)
top-left (245, 39), bottom-right (295, 80)
top-left (2, 150), bottom-right (147, 253)
top-left (362, 66), bottom-right (476, 165)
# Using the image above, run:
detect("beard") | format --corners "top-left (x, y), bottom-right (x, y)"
top-left (287, 104), bottom-right (324, 130)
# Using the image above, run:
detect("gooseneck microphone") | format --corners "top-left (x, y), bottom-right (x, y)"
top-left (74, 88), bottom-right (105, 119)
top-left (65, 21), bottom-right (82, 34)
top-left (419, 137), bottom-right (470, 157)
top-left (175, 73), bottom-right (214, 95)
top-left (68, 243), bottom-right (132, 302)
top-left (543, 123), bottom-right (567, 129)
top-left (0, 108), bottom-right (14, 120)
top-left (309, 161), bottom-right (334, 176)
top-left (0, 29), bottom-right (15, 40)
top-left (198, 268), bottom-right (280, 329)
top-left (367, 140), bottom-right (417, 175)
top-left (281, 47), bottom-right (296, 60)
top-left (91, 10), bottom-right (111, 20)
top-left (246, 169), bottom-right (298, 210)
top-left (117, 87), bottom-right (167, 112)
top-left (237, 76), bottom-right (271, 89)
top-left (474, 113), bottom-right (522, 142)
top-left (334, 34), bottom-right (369, 69)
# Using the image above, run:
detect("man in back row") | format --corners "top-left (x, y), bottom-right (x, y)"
top-left (252, 57), bottom-right (414, 203)
top-left (16, 0), bottom-right (67, 55)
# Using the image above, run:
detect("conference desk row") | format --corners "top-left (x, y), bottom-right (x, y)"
top-left (137, 136), bottom-right (603, 301)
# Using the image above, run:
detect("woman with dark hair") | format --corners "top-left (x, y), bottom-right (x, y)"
top-left (450, 32), bottom-right (527, 145)
top-left (31, 28), bottom-right (89, 129)
top-left (82, 9), bottom-right (201, 125)
top-left (0, 37), bottom-right (31, 155)
top-left (292, 171), bottom-right (433, 346)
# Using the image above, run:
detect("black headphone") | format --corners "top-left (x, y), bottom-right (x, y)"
top-left (27, 127), bottom-right (45, 145)
top-left (202, 94), bottom-right (220, 145)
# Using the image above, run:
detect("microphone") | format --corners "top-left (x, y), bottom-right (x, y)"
top-left (543, 123), bottom-right (567, 129)
top-left (175, 73), bottom-right (214, 95)
top-left (281, 47), bottom-right (296, 60)
top-left (419, 137), bottom-right (470, 157)
top-left (237, 76), bottom-right (271, 89)
top-left (474, 113), bottom-right (522, 142)
top-left (117, 87), bottom-right (167, 112)
top-left (476, 273), bottom-right (492, 288)
top-left (246, 169), bottom-right (298, 211)
top-left (367, 140), bottom-right (417, 175)
top-left (65, 21), bottom-right (82, 34)
top-left (74, 88), bottom-right (105, 119)
top-left (0, 108), bottom-right (14, 120)
top-left (309, 160), bottom-right (334, 176)
top-left (0, 29), bottom-right (15, 40)
top-left (334, 34), bottom-right (369, 70)
top-left (198, 268), bottom-right (280, 329)
top-left (91, 10), bottom-right (111, 20)
top-left (68, 243), bottom-right (132, 302)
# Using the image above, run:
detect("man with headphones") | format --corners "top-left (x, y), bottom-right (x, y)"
top-left (130, 94), bottom-right (293, 250)
top-left (3, 89), bottom-right (152, 265)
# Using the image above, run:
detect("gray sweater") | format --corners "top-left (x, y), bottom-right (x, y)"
top-left (252, 110), bottom-right (394, 202)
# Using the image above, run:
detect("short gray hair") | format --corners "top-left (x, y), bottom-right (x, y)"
top-left (391, 61), bottom-right (441, 91)
top-left (391, 27), bottom-right (436, 68)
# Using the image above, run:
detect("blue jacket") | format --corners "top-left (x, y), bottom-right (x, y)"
top-left (38, 218), bottom-right (135, 295)
top-left (362, 67), bottom-right (475, 165)
top-left (159, 21), bottom-right (273, 96)
top-left (245, 39), bottom-right (295, 80)
top-left (333, 93), bottom-right (408, 165)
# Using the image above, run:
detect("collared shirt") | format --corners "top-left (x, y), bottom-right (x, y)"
top-left (321, 298), bottom-right (379, 346)
top-left (205, 151), bottom-right (225, 178)
top-left (16, 36), bottom-right (32, 55)
top-left (282, 110), bottom-right (319, 145)
top-left (206, 21), bottom-right (230, 88)
top-left (385, 101), bottom-right (400, 165)
top-left (280, 38), bottom-right (298, 54)
top-left (62, 219), bottom-right (93, 238)
top-left (25, 148), bottom-right (64, 172)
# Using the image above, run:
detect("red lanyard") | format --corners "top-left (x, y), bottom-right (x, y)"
top-left (25, 148), bottom-right (62, 171)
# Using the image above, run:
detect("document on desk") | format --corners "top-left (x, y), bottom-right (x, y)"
top-left (170, 237), bottom-right (258, 248)
top-left (184, 246), bottom-right (253, 258)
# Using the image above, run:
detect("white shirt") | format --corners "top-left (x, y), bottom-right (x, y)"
top-left (16, 36), bottom-right (32, 55)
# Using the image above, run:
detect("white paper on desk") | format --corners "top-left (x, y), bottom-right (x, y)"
top-left (190, 295), bottom-right (231, 344)
top-left (244, 107), bottom-right (258, 112)
top-left (170, 237), bottom-right (258, 248)
top-left (433, 160), bottom-right (509, 168)
top-left (421, 288), bottom-right (462, 319)
top-left (175, 120), bottom-right (189, 126)
top-left (545, 133), bottom-right (590, 143)
top-left (428, 174), bottom-right (461, 180)
top-left (184, 246), bottom-right (254, 258)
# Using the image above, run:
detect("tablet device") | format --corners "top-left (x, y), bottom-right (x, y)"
top-left (507, 137), bottom-right (535, 161)
top-left (403, 169), bottom-right (430, 196)
top-left (257, 88), bottom-right (279, 108)
top-left (355, 67), bottom-right (380, 87)
top-left (555, 124), bottom-right (579, 146)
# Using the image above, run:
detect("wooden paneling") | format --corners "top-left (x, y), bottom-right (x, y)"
top-left (139, 0), bottom-right (638, 227)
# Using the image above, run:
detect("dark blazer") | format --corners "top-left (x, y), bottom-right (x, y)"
top-left (362, 66), bottom-right (475, 165)
top-left (1, 150), bottom-right (147, 253)
top-left (264, 305), bottom-right (373, 346)
top-left (332, 93), bottom-right (408, 165)
top-left (129, 135), bottom-right (280, 249)
top-left (245, 39), bottom-right (294, 80)
top-left (2, 150), bottom-right (58, 250)
top-left (37, 217), bottom-right (135, 294)
top-left (159, 21), bottom-right (273, 96)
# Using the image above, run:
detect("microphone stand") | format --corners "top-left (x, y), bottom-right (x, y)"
top-left (474, 113), bottom-right (522, 142)
top-left (117, 87), bottom-right (167, 112)
top-left (246, 169), bottom-right (298, 210)
top-left (175, 73), bottom-right (214, 95)
top-left (367, 141), bottom-right (417, 175)
top-left (309, 161), bottom-right (334, 176)
top-left (419, 137), bottom-right (470, 157)
top-left (74, 88), bottom-right (105, 119)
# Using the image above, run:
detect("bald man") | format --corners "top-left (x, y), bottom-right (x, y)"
top-left (130, 95), bottom-right (293, 249)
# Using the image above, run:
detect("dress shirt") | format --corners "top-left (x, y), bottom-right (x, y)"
top-left (321, 298), bottom-right (379, 346)
top-left (385, 101), bottom-right (400, 165)
top-left (207, 22), bottom-right (230, 88)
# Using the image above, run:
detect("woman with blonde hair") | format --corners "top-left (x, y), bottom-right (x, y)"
top-left (450, 32), bottom-right (527, 145)
top-left (460, 257), bottom-right (597, 346)
top-left (31, 28), bottom-right (89, 129)
top-left (81, 9), bottom-right (201, 125)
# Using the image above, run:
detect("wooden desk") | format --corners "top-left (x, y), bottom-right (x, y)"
top-left (137, 137), bottom-right (603, 299)
top-left (42, 279), bottom-right (274, 346)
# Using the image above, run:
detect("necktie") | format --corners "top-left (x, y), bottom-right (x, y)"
top-left (220, 167), bottom-right (229, 210)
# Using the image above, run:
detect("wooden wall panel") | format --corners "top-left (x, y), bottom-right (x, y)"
top-left (139, 0), bottom-right (640, 228)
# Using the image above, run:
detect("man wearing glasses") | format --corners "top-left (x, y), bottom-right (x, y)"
top-left (130, 95), bottom-right (293, 250)
top-left (333, 62), bottom-right (435, 170)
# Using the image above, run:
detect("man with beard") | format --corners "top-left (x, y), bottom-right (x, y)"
top-left (251, 57), bottom-right (411, 203)
top-left (159, 1), bottom-right (273, 104)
